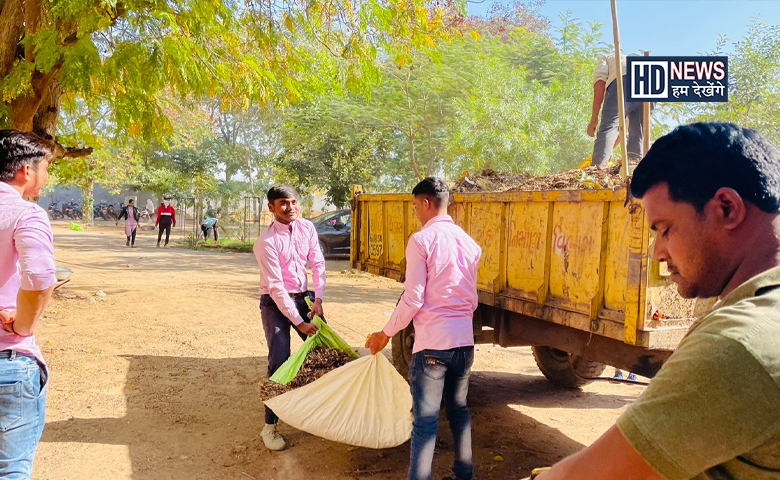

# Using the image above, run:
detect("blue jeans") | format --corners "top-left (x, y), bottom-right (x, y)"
top-left (408, 346), bottom-right (474, 480)
top-left (592, 76), bottom-right (652, 166)
top-left (0, 352), bottom-right (48, 479)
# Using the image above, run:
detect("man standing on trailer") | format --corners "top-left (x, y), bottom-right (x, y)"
top-left (527, 123), bottom-right (780, 480)
top-left (587, 53), bottom-right (651, 166)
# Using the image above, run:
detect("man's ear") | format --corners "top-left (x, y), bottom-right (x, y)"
top-left (711, 187), bottom-right (746, 231)
top-left (15, 165), bottom-right (30, 183)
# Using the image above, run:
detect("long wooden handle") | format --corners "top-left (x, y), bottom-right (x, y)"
top-left (643, 50), bottom-right (652, 162)
top-left (611, 0), bottom-right (628, 179)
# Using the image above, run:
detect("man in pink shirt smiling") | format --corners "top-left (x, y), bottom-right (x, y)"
top-left (253, 185), bottom-right (326, 451)
top-left (0, 130), bottom-right (57, 478)
top-left (367, 177), bottom-right (482, 480)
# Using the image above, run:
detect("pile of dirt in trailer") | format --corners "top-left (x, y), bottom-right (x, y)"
top-left (260, 347), bottom-right (356, 400)
top-left (454, 165), bottom-right (627, 192)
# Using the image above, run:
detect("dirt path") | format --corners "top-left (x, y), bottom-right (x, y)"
top-left (33, 222), bottom-right (645, 480)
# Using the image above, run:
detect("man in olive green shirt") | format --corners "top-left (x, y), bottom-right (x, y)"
top-left (528, 122), bottom-right (780, 480)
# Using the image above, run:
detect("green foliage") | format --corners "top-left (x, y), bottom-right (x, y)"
top-left (446, 19), bottom-right (605, 177)
top-left (283, 11), bottom-right (608, 190)
top-left (695, 20), bottom-right (780, 143)
top-left (277, 101), bottom-right (391, 207)
top-left (2, 0), bottom-right (467, 141)
top-left (654, 20), bottom-right (780, 144)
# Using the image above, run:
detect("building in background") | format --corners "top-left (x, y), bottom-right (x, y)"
top-left (40, 184), bottom-right (157, 210)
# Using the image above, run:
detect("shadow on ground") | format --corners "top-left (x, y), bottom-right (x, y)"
top-left (40, 352), bottom-right (627, 480)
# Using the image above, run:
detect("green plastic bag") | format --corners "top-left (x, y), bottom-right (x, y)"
top-left (270, 309), bottom-right (359, 385)
top-left (69, 222), bottom-right (84, 231)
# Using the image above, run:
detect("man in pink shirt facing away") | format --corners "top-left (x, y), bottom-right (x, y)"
top-left (0, 130), bottom-right (57, 478)
top-left (367, 177), bottom-right (482, 480)
top-left (253, 185), bottom-right (326, 451)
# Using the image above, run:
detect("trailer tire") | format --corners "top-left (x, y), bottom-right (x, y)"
top-left (391, 324), bottom-right (415, 381)
top-left (532, 346), bottom-right (606, 388)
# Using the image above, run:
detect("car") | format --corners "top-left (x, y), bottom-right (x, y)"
top-left (311, 209), bottom-right (351, 256)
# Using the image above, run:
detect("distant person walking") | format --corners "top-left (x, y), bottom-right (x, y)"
top-left (155, 194), bottom-right (176, 248)
top-left (145, 198), bottom-right (155, 216)
top-left (587, 53), bottom-right (652, 166)
top-left (0, 130), bottom-right (58, 477)
top-left (116, 198), bottom-right (140, 247)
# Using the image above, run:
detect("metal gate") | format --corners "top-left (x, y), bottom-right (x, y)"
top-left (242, 196), bottom-right (263, 244)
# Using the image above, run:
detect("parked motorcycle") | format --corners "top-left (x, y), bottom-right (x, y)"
top-left (48, 202), bottom-right (64, 220)
top-left (104, 203), bottom-right (117, 221)
top-left (93, 200), bottom-right (116, 221)
top-left (63, 200), bottom-right (83, 220)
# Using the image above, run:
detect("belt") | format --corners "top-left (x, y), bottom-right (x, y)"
top-left (0, 349), bottom-right (36, 361)
top-left (260, 291), bottom-right (310, 299)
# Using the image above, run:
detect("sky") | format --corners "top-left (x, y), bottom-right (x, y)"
top-left (466, 0), bottom-right (780, 56)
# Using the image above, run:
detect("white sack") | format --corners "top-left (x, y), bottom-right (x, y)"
top-left (264, 353), bottom-right (413, 449)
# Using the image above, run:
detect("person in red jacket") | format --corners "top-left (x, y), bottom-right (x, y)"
top-left (155, 194), bottom-right (176, 248)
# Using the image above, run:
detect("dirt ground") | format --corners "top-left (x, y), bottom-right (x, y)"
top-left (33, 221), bottom-right (646, 480)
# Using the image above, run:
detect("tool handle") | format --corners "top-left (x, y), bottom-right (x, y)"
top-left (530, 467), bottom-right (551, 479)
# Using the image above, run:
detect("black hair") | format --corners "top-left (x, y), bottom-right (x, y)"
top-left (412, 177), bottom-right (449, 209)
top-left (267, 185), bottom-right (299, 203)
top-left (631, 122), bottom-right (780, 213)
top-left (0, 130), bottom-right (54, 182)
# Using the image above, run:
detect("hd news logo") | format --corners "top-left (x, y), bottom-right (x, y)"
top-left (627, 56), bottom-right (728, 102)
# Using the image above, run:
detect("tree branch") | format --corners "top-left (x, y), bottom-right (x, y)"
top-left (9, 61), bottom-right (62, 131)
top-left (0, 0), bottom-right (23, 79)
top-left (60, 146), bottom-right (94, 158)
top-left (23, 0), bottom-right (42, 62)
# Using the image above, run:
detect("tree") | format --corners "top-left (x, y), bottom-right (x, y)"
top-left (0, 0), bottom-right (466, 155)
top-left (205, 104), bottom-right (283, 197)
top-left (464, 0), bottom-right (551, 40)
top-left (51, 147), bottom-right (128, 224)
top-left (447, 13), bottom-right (607, 176)
top-left (694, 20), bottom-right (780, 143)
top-left (296, 10), bottom-right (607, 187)
top-left (277, 101), bottom-right (391, 207)
top-left (50, 97), bottom-right (126, 223)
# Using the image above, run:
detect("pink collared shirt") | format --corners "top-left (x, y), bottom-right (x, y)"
top-left (253, 218), bottom-right (326, 325)
top-left (0, 182), bottom-right (57, 365)
top-left (382, 215), bottom-right (482, 353)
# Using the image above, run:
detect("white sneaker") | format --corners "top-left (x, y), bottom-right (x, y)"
top-left (261, 424), bottom-right (286, 451)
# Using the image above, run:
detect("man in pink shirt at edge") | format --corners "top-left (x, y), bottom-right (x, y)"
top-left (253, 185), bottom-right (326, 451)
top-left (0, 130), bottom-right (58, 478)
top-left (367, 177), bottom-right (482, 480)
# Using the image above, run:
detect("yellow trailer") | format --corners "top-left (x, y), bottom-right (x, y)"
top-left (351, 187), bottom-right (712, 387)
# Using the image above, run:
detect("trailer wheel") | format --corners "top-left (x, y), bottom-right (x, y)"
top-left (391, 324), bottom-right (415, 380)
top-left (532, 346), bottom-right (606, 388)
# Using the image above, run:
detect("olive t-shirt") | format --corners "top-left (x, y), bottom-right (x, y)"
top-left (617, 266), bottom-right (780, 480)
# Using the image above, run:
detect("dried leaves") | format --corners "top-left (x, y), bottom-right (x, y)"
top-left (454, 165), bottom-right (626, 193)
top-left (260, 347), bottom-right (356, 401)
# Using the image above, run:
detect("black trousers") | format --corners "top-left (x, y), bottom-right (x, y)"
top-left (126, 228), bottom-right (137, 245)
top-left (260, 291), bottom-right (315, 425)
top-left (201, 225), bottom-right (218, 241)
top-left (157, 221), bottom-right (172, 245)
